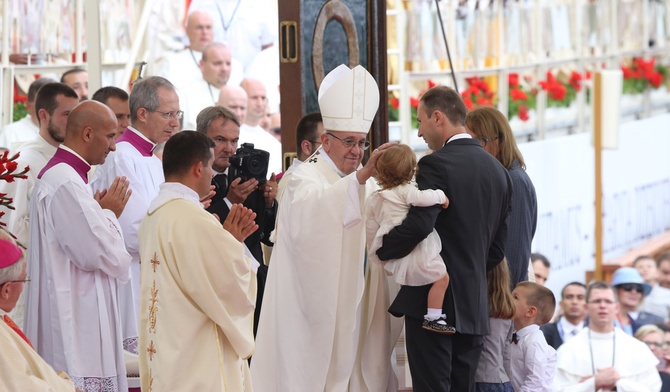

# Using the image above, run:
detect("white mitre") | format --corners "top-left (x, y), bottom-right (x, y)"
top-left (318, 64), bottom-right (380, 134)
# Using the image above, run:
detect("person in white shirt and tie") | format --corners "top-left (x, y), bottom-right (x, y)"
top-left (541, 281), bottom-right (588, 349)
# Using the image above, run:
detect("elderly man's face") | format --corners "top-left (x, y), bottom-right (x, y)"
top-left (205, 117), bottom-right (239, 173)
top-left (144, 87), bottom-right (180, 143)
top-left (321, 131), bottom-right (367, 175)
top-left (2, 262), bottom-right (27, 311)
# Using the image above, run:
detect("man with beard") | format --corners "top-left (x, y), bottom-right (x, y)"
top-left (91, 76), bottom-right (180, 355)
top-left (0, 83), bottom-right (79, 251)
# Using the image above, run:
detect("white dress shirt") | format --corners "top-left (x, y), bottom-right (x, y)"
top-left (559, 316), bottom-right (584, 343)
top-left (506, 324), bottom-right (557, 392)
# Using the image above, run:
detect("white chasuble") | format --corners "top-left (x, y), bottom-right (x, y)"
top-left (138, 182), bottom-right (256, 391)
top-left (252, 153), bottom-right (398, 391)
top-left (25, 156), bottom-right (131, 392)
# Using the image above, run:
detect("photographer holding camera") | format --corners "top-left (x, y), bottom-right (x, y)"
top-left (196, 106), bottom-right (277, 337)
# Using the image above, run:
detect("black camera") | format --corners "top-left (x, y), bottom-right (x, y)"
top-left (228, 143), bottom-right (270, 184)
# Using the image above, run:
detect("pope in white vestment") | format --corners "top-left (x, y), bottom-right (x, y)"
top-left (554, 326), bottom-right (662, 391)
top-left (25, 145), bottom-right (131, 392)
top-left (138, 178), bottom-right (256, 388)
top-left (252, 64), bottom-right (401, 391)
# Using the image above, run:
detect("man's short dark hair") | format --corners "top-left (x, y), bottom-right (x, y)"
top-left (27, 78), bottom-right (56, 103)
top-left (60, 67), bottom-right (87, 83)
top-left (560, 281), bottom-right (586, 299)
top-left (195, 106), bottom-right (240, 134)
top-left (163, 131), bottom-right (214, 178)
top-left (531, 253), bottom-right (551, 268)
top-left (657, 251), bottom-right (670, 268)
top-left (585, 281), bottom-right (615, 303)
top-left (296, 112), bottom-right (323, 152)
top-left (92, 86), bottom-right (129, 104)
top-left (129, 76), bottom-right (175, 123)
top-left (34, 83), bottom-right (79, 126)
top-left (419, 86), bottom-right (468, 127)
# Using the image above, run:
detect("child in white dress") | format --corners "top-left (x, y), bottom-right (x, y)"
top-left (366, 144), bottom-right (454, 334)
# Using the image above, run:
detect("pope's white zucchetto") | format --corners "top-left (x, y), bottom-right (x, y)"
top-left (318, 64), bottom-right (380, 134)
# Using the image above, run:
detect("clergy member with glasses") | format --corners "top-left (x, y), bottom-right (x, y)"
top-left (554, 281), bottom-right (662, 391)
top-left (251, 64), bottom-right (400, 391)
top-left (91, 76), bottom-right (181, 355)
top-left (611, 267), bottom-right (664, 336)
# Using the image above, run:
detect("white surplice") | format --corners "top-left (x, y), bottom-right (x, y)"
top-left (0, 115), bottom-right (39, 150)
top-left (91, 127), bottom-right (163, 354)
top-left (0, 135), bottom-right (57, 329)
top-left (240, 123), bottom-right (283, 176)
top-left (554, 328), bottom-right (662, 392)
top-left (24, 147), bottom-right (131, 392)
top-left (177, 78), bottom-right (220, 131)
top-left (138, 182), bottom-right (256, 391)
top-left (252, 151), bottom-right (400, 391)
top-left (0, 311), bottom-right (76, 392)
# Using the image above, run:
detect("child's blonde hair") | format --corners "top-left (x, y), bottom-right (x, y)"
top-left (375, 144), bottom-right (416, 189)
top-left (487, 258), bottom-right (516, 319)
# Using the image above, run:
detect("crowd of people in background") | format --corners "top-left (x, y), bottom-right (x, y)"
top-left (1, 2), bottom-right (669, 392)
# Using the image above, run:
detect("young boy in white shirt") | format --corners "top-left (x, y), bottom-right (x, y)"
top-left (505, 281), bottom-right (558, 392)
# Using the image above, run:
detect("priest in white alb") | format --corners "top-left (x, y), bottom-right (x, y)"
top-left (251, 64), bottom-right (402, 391)
top-left (91, 76), bottom-right (179, 354)
top-left (137, 131), bottom-right (257, 391)
top-left (24, 101), bottom-right (133, 392)
top-left (554, 281), bottom-right (662, 392)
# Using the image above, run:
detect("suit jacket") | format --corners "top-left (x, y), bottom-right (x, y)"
top-left (540, 322), bottom-right (563, 350)
top-left (633, 311), bottom-right (665, 334)
top-left (378, 138), bottom-right (512, 336)
top-left (206, 175), bottom-right (277, 263)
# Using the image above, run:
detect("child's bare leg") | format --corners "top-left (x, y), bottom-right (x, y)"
top-left (427, 272), bottom-right (450, 310)
top-left (423, 272), bottom-right (456, 334)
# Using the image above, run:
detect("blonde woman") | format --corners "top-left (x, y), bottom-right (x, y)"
top-left (475, 258), bottom-right (516, 392)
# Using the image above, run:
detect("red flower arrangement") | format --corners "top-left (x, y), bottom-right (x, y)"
top-left (622, 58), bottom-right (667, 94)
top-left (388, 80), bottom-right (438, 129)
top-left (0, 151), bottom-right (29, 236)
top-left (460, 77), bottom-right (495, 110)
top-left (13, 81), bottom-right (29, 122)
top-left (538, 70), bottom-right (584, 108)
top-left (508, 73), bottom-right (536, 122)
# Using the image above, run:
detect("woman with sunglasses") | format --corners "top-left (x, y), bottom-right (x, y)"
top-left (611, 267), bottom-right (664, 335)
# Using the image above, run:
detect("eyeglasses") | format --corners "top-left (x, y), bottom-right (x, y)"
top-left (151, 110), bottom-right (184, 120)
top-left (2, 276), bottom-right (30, 286)
top-left (644, 341), bottom-right (662, 348)
top-left (477, 136), bottom-right (498, 147)
top-left (619, 284), bottom-right (644, 293)
top-left (588, 299), bottom-right (616, 305)
top-left (309, 140), bottom-right (322, 145)
top-left (326, 133), bottom-right (370, 150)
